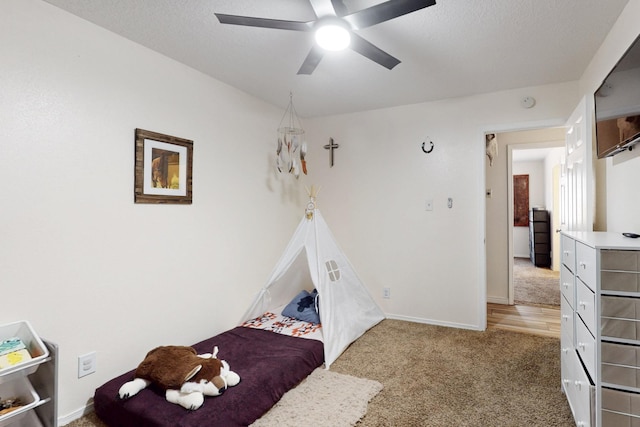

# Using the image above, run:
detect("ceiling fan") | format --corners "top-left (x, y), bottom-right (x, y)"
top-left (214, 0), bottom-right (436, 75)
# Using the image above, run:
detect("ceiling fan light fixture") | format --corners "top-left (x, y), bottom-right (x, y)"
top-left (315, 22), bottom-right (351, 51)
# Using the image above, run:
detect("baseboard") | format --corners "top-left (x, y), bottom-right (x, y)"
top-left (487, 296), bottom-right (509, 305)
top-left (384, 313), bottom-right (482, 331)
top-left (59, 401), bottom-right (94, 426)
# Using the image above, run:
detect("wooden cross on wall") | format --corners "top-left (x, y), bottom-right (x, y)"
top-left (323, 137), bottom-right (339, 167)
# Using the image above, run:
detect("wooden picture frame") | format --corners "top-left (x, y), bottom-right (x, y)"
top-left (134, 128), bottom-right (193, 204)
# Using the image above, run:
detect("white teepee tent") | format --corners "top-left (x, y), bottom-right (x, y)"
top-left (240, 193), bottom-right (385, 368)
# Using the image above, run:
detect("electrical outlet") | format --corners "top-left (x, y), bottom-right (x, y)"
top-left (78, 351), bottom-right (97, 378)
top-left (383, 287), bottom-right (391, 299)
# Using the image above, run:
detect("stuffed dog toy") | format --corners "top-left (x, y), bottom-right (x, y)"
top-left (118, 345), bottom-right (240, 410)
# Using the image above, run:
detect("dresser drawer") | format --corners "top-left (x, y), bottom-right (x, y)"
top-left (602, 296), bottom-right (638, 319)
top-left (576, 279), bottom-right (596, 334)
top-left (576, 317), bottom-right (596, 380)
top-left (562, 234), bottom-right (576, 272)
top-left (601, 317), bottom-right (638, 341)
top-left (561, 294), bottom-right (574, 345)
top-left (601, 296), bottom-right (640, 341)
top-left (602, 270), bottom-right (640, 293)
top-left (533, 242), bottom-right (550, 253)
top-left (573, 349), bottom-right (595, 427)
top-left (602, 388), bottom-right (640, 425)
top-left (561, 264), bottom-right (575, 308)
top-left (602, 341), bottom-right (640, 389)
top-left (531, 222), bottom-right (549, 233)
top-left (532, 232), bottom-right (550, 244)
top-left (561, 350), bottom-right (577, 418)
top-left (602, 341), bottom-right (638, 366)
top-left (563, 348), bottom-right (595, 427)
top-left (601, 364), bottom-right (639, 389)
top-left (576, 242), bottom-right (597, 291)
top-left (530, 209), bottom-right (549, 221)
top-left (601, 250), bottom-right (640, 271)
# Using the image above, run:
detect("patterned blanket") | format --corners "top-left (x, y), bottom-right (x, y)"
top-left (241, 312), bottom-right (323, 341)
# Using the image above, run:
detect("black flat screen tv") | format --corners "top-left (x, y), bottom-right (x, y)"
top-left (594, 34), bottom-right (640, 159)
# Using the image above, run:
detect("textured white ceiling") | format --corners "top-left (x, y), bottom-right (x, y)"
top-left (42, 0), bottom-right (630, 117)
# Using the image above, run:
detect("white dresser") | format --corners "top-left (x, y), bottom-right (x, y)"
top-left (561, 231), bottom-right (640, 427)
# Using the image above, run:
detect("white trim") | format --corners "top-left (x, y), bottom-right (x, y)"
top-left (484, 118), bottom-right (567, 134)
top-left (384, 313), bottom-right (484, 331)
top-left (484, 118), bottom-right (570, 313)
top-left (478, 133), bottom-right (488, 330)
top-left (507, 146), bottom-right (515, 305)
top-left (59, 402), bottom-right (94, 426)
top-left (487, 296), bottom-right (509, 305)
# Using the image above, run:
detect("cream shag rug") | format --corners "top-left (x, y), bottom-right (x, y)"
top-left (250, 368), bottom-right (382, 427)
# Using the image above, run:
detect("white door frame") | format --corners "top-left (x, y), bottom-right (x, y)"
top-left (482, 118), bottom-right (566, 315)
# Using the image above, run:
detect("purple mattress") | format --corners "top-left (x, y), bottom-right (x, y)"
top-left (94, 326), bottom-right (324, 427)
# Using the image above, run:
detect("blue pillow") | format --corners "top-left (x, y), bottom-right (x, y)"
top-left (282, 289), bottom-right (320, 324)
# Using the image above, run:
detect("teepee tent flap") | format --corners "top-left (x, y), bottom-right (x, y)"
top-left (240, 209), bottom-right (385, 368)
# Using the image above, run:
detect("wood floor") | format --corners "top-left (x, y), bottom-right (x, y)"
top-left (487, 303), bottom-right (561, 338)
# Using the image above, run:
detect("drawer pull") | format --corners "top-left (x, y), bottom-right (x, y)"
top-left (578, 342), bottom-right (586, 350)
top-left (562, 282), bottom-right (570, 289)
top-left (561, 347), bottom-right (570, 354)
top-left (578, 301), bottom-right (587, 309)
top-left (562, 315), bottom-right (570, 322)
top-left (579, 261), bottom-right (586, 269)
top-left (575, 380), bottom-right (583, 390)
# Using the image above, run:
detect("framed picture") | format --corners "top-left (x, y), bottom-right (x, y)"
top-left (513, 174), bottom-right (529, 226)
top-left (134, 128), bottom-right (193, 204)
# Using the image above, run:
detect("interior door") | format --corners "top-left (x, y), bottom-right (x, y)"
top-left (552, 164), bottom-right (561, 271)
top-left (560, 96), bottom-right (593, 232)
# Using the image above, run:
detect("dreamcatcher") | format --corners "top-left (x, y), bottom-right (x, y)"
top-left (276, 93), bottom-right (307, 178)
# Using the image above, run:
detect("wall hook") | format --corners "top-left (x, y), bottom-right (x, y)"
top-left (422, 140), bottom-right (434, 154)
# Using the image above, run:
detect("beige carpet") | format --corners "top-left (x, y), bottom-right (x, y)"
top-left (514, 257), bottom-right (560, 306)
top-left (64, 319), bottom-right (573, 426)
top-left (250, 369), bottom-right (382, 426)
top-left (333, 319), bottom-right (574, 426)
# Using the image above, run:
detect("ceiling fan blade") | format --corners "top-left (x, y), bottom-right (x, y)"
top-left (349, 33), bottom-right (400, 70)
top-left (344, 0), bottom-right (436, 30)
top-left (331, 0), bottom-right (349, 17)
top-left (215, 13), bottom-right (311, 31)
top-left (297, 46), bottom-right (325, 75)
top-left (308, 0), bottom-right (338, 18)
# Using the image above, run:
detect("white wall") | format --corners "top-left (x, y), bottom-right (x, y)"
top-left (300, 0), bottom-right (640, 323)
top-left (303, 86), bottom-right (579, 322)
top-left (0, 0), bottom-right (305, 421)
top-left (580, 0), bottom-right (640, 233)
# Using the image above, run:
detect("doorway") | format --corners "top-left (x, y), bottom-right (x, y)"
top-left (485, 128), bottom-right (565, 307)
top-left (510, 145), bottom-right (563, 306)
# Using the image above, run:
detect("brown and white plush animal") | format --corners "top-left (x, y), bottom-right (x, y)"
top-left (118, 345), bottom-right (240, 410)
